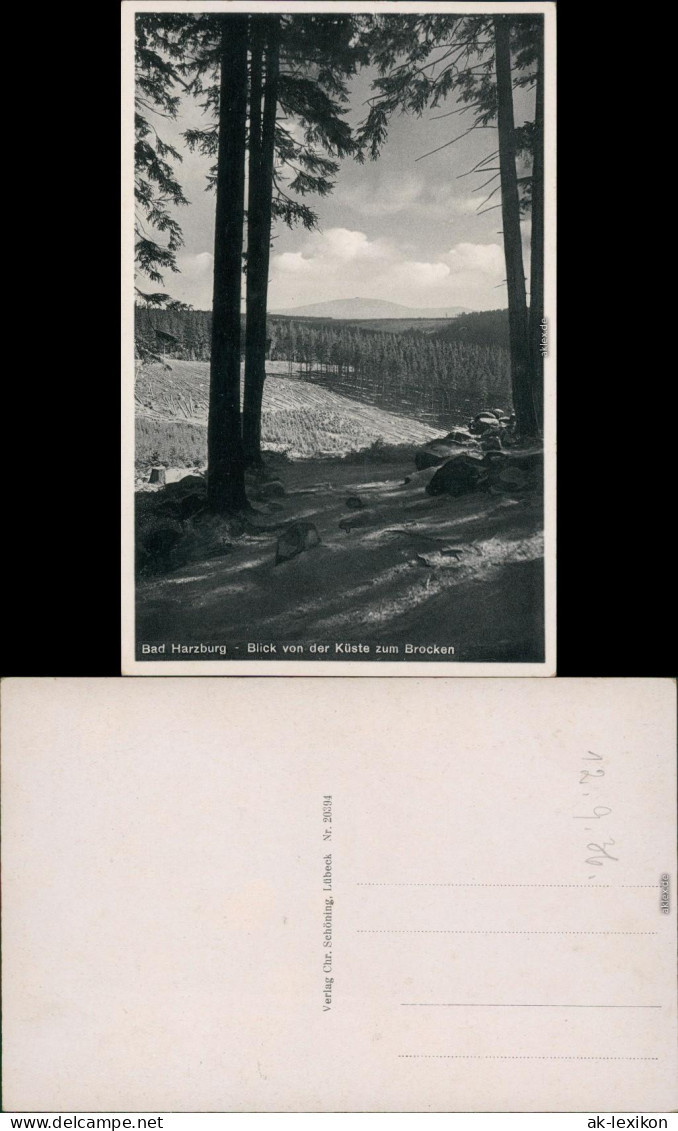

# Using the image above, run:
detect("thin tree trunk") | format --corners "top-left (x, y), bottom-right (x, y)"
top-left (493, 16), bottom-right (537, 438)
top-left (243, 19), bottom-right (264, 467)
top-left (207, 15), bottom-right (249, 512)
top-left (528, 23), bottom-right (544, 434)
top-left (243, 15), bottom-right (280, 467)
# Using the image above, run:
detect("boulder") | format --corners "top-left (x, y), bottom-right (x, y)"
top-left (165, 467), bottom-right (205, 485)
top-left (275, 521), bottom-right (320, 565)
top-left (415, 439), bottom-right (474, 471)
top-left (401, 466), bottom-right (439, 489)
top-left (442, 427), bottom-right (478, 446)
top-left (483, 445), bottom-right (543, 492)
top-left (163, 474), bottom-right (206, 498)
top-left (426, 454), bottom-right (489, 497)
top-left (345, 495), bottom-right (365, 509)
top-left (469, 412), bottom-right (501, 435)
top-left (480, 432), bottom-right (503, 451)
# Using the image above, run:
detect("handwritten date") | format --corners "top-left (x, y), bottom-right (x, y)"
top-left (573, 751), bottom-right (618, 878)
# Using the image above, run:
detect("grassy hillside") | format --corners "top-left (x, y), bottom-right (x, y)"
top-left (135, 359), bottom-right (439, 467)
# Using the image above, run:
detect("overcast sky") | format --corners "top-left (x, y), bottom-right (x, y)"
top-left (147, 45), bottom-right (534, 312)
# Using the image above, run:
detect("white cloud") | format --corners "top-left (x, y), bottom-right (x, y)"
top-left (272, 226), bottom-right (392, 278)
top-left (274, 251), bottom-right (313, 274)
top-left (321, 228), bottom-right (382, 261)
top-left (445, 242), bottom-right (504, 275)
top-left (270, 227), bottom-right (398, 307)
top-left (170, 234), bottom-right (508, 312)
top-left (390, 260), bottom-right (451, 288)
top-left (269, 229), bottom-right (508, 311)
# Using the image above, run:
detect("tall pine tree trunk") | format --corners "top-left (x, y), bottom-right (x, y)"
top-left (528, 23), bottom-right (544, 434)
top-left (207, 15), bottom-right (249, 513)
top-left (493, 16), bottom-right (537, 439)
top-left (243, 15), bottom-right (280, 468)
top-left (243, 20), bottom-right (264, 467)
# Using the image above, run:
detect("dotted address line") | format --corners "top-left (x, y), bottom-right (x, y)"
top-left (356, 883), bottom-right (658, 888)
top-left (357, 930), bottom-right (657, 935)
top-left (398, 1055), bottom-right (659, 1061)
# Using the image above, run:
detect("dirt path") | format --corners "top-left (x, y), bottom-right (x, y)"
top-left (136, 458), bottom-right (544, 663)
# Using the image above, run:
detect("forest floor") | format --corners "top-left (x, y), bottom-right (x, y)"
top-left (135, 455), bottom-right (544, 664)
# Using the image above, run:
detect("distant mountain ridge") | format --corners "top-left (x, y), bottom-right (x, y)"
top-left (271, 296), bottom-right (468, 320)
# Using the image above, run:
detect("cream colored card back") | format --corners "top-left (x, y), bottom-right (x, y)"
top-left (2, 678), bottom-right (675, 1112)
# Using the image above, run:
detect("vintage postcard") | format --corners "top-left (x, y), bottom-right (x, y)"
top-left (2, 677), bottom-right (675, 1112)
top-left (122, 1), bottom-right (556, 674)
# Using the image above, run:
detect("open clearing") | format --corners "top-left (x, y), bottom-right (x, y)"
top-left (135, 360), bottom-right (439, 460)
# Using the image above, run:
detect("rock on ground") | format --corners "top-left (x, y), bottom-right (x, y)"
top-left (275, 521), bottom-right (321, 565)
top-left (427, 455), bottom-right (489, 497)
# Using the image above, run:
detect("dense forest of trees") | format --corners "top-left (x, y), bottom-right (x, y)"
top-left (432, 309), bottom-right (509, 348)
top-left (135, 306), bottom-right (510, 425)
top-left (135, 306), bottom-right (212, 360)
top-left (272, 320), bottom-right (510, 425)
top-left (134, 305), bottom-right (510, 359)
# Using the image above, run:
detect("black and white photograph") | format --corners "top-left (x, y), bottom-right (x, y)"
top-left (122, 0), bottom-right (556, 674)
